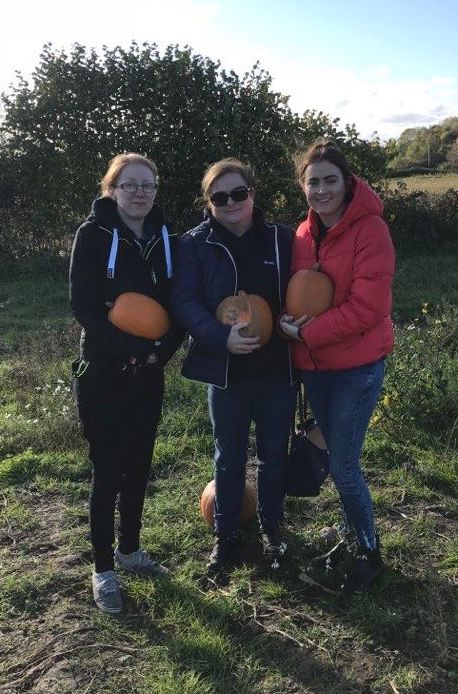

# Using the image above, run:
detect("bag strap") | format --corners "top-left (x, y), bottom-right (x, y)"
top-left (292, 381), bottom-right (308, 434)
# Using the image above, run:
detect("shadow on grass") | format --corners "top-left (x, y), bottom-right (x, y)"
top-left (110, 521), bottom-right (452, 693)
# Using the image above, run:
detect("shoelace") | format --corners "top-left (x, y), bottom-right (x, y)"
top-left (130, 550), bottom-right (151, 567)
top-left (98, 576), bottom-right (120, 593)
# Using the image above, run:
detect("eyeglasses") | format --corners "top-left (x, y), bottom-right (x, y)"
top-left (209, 186), bottom-right (252, 207)
top-left (116, 182), bottom-right (158, 195)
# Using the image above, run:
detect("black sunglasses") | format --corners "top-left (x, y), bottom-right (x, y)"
top-left (209, 186), bottom-right (252, 207)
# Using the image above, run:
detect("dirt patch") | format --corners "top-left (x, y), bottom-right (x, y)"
top-left (0, 489), bottom-right (137, 693)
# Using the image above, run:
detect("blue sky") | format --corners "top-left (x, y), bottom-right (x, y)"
top-left (1, 0), bottom-right (457, 140)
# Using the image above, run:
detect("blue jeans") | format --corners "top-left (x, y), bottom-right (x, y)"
top-left (208, 376), bottom-right (296, 537)
top-left (301, 359), bottom-right (385, 550)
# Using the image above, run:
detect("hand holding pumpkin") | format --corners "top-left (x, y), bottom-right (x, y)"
top-left (226, 322), bottom-right (261, 354)
top-left (279, 314), bottom-right (314, 341)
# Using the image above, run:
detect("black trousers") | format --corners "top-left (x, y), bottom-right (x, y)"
top-left (74, 363), bottom-right (164, 572)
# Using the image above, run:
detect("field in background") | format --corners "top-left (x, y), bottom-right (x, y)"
top-left (0, 255), bottom-right (457, 694)
top-left (387, 172), bottom-right (458, 193)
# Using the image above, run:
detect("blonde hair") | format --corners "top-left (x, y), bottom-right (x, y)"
top-left (201, 157), bottom-right (256, 203)
top-left (100, 153), bottom-right (158, 196)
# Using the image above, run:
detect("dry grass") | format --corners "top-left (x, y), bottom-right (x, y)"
top-left (387, 172), bottom-right (458, 194)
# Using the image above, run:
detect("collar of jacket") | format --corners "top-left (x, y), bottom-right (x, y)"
top-left (87, 196), bottom-right (166, 242)
top-left (204, 205), bottom-right (267, 242)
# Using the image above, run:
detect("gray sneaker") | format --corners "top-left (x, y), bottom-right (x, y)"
top-left (114, 548), bottom-right (169, 578)
top-left (92, 570), bottom-right (122, 614)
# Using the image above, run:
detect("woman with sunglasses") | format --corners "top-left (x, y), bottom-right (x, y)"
top-left (280, 141), bottom-right (395, 593)
top-left (70, 153), bottom-right (183, 613)
top-left (172, 158), bottom-right (296, 577)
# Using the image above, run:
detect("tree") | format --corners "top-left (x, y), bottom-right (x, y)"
top-left (446, 137), bottom-right (458, 171)
top-left (1, 43), bottom-right (301, 235)
top-left (386, 117), bottom-right (458, 172)
top-left (1, 42), bottom-right (389, 254)
top-left (295, 110), bottom-right (387, 184)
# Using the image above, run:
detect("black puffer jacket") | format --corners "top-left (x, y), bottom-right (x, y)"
top-left (69, 196), bottom-right (183, 366)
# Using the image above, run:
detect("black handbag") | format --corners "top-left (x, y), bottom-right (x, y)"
top-left (286, 383), bottom-right (329, 497)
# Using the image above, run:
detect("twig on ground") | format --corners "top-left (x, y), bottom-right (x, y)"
top-left (252, 617), bottom-right (330, 656)
top-left (1, 625), bottom-right (96, 677)
top-left (389, 680), bottom-right (401, 694)
top-left (388, 506), bottom-right (411, 519)
top-left (298, 572), bottom-right (340, 595)
top-left (240, 598), bottom-right (321, 625)
top-left (256, 601), bottom-right (323, 625)
top-left (0, 641), bottom-right (141, 691)
top-left (424, 505), bottom-right (447, 514)
top-left (433, 531), bottom-right (452, 541)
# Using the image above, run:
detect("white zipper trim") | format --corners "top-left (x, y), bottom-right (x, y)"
top-left (205, 228), bottom-right (238, 389)
top-left (106, 228), bottom-right (119, 279)
top-left (161, 225), bottom-right (173, 278)
top-left (269, 222), bottom-right (294, 384)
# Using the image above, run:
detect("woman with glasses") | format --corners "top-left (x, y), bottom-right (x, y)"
top-left (280, 141), bottom-right (395, 593)
top-left (70, 153), bottom-right (183, 613)
top-left (172, 158), bottom-right (296, 578)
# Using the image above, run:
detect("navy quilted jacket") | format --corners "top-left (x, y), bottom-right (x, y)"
top-left (171, 208), bottom-right (294, 388)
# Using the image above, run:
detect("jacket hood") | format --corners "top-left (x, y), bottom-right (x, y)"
top-left (309, 175), bottom-right (384, 238)
top-left (86, 196), bottom-right (165, 235)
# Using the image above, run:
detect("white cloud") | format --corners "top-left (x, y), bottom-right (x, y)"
top-left (1, 0), bottom-right (457, 141)
top-left (268, 59), bottom-right (458, 140)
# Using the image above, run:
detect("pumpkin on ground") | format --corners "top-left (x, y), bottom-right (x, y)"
top-left (200, 479), bottom-right (257, 526)
top-left (215, 291), bottom-right (273, 347)
top-left (108, 292), bottom-right (170, 340)
top-left (285, 269), bottom-right (334, 319)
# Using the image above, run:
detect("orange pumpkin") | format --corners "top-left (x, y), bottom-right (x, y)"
top-left (285, 269), bottom-right (334, 319)
top-left (215, 291), bottom-right (273, 347)
top-left (200, 479), bottom-right (257, 526)
top-left (108, 292), bottom-right (171, 340)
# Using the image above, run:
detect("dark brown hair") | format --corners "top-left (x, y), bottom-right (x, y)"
top-left (295, 141), bottom-right (352, 186)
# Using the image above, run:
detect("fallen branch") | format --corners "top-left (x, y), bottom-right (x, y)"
top-left (252, 618), bottom-right (330, 656)
top-left (0, 642), bottom-right (141, 691)
top-left (1, 625), bottom-right (96, 677)
top-left (265, 603), bottom-right (323, 626)
top-left (389, 680), bottom-right (401, 694)
top-left (298, 572), bottom-right (340, 595)
top-left (424, 505), bottom-right (447, 514)
top-left (433, 531), bottom-right (452, 541)
top-left (388, 506), bottom-right (411, 520)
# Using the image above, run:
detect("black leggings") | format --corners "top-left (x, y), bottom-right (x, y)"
top-left (74, 363), bottom-right (164, 572)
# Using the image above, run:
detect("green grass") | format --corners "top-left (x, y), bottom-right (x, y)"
top-left (393, 247), bottom-right (458, 319)
top-left (0, 257), bottom-right (457, 693)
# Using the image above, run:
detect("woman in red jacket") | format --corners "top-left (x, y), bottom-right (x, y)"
top-left (280, 141), bottom-right (395, 593)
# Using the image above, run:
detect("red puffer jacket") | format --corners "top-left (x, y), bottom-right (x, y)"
top-left (291, 175), bottom-right (395, 371)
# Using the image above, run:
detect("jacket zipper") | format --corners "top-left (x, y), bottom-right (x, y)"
top-left (101, 225), bottom-right (163, 286)
top-left (306, 234), bottom-right (322, 371)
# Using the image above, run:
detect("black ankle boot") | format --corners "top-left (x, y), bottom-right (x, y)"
top-left (206, 532), bottom-right (242, 575)
top-left (260, 528), bottom-right (287, 567)
top-left (341, 541), bottom-right (383, 594)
